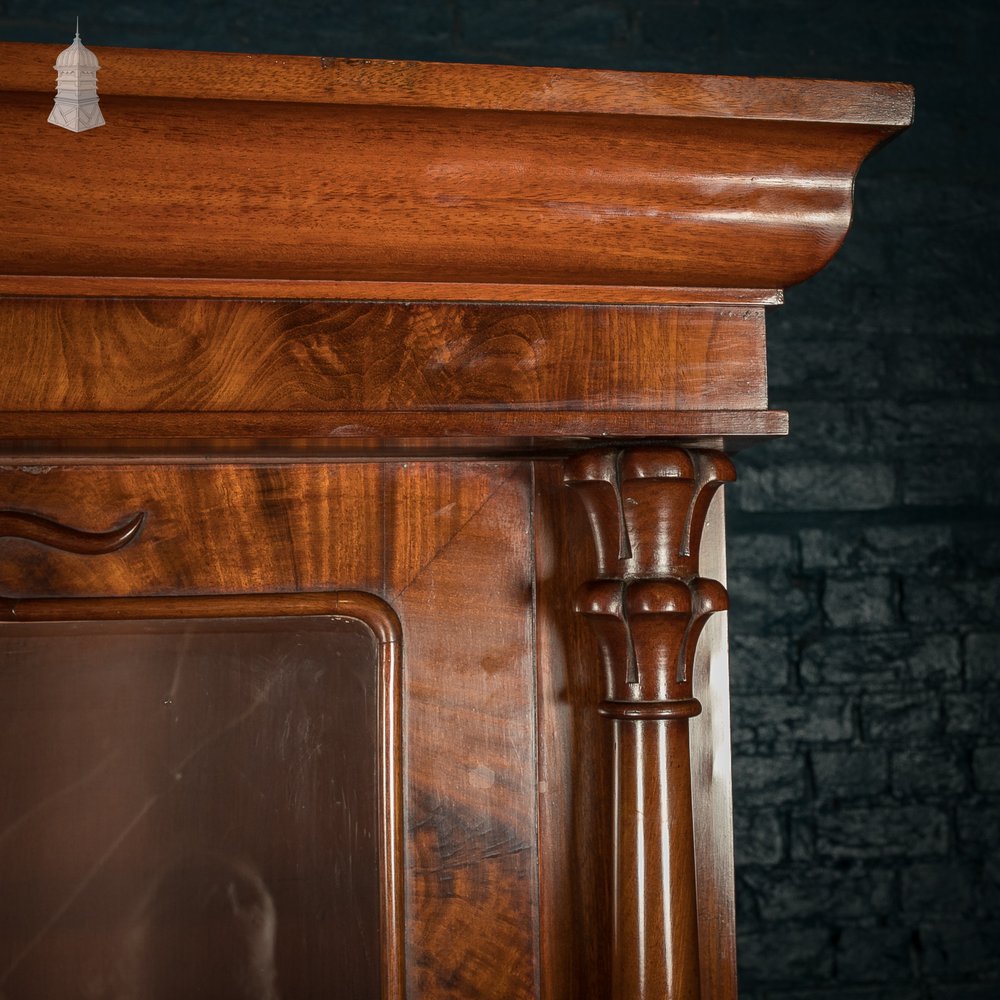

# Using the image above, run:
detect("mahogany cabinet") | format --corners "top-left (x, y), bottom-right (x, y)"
top-left (0, 44), bottom-right (912, 1000)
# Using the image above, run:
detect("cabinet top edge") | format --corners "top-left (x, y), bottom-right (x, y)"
top-left (0, 41), bottom-right (914, 128)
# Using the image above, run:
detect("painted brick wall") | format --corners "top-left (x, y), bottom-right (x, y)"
top-left (3, 1), bottom-right (997, 996)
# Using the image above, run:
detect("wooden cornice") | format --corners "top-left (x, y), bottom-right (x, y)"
top-left (0, 43), bottom-right (913, 304)
top-left (0, 44), bottom-right (914, 124)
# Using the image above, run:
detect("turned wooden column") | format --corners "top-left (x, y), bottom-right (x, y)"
top-left (565, 447), bottom-right (735, 1000)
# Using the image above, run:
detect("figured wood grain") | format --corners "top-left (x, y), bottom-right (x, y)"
top-left (0, 45), bottom-right (912, 299)
top-left (0, 300), bottom-right (768, 413)
top-left (0, 465), bottom-right (383, 597)
top-left (385, 463), bottom-right (539, 999)
top-left (383, 462), bottom-right (504, 596)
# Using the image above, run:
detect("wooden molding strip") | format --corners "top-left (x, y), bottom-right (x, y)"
top-left (0, 276), bottom-right (783, 306)
top-left (0, 409), bottom-right (789, 461)
top-left (0, 409), bottom-right (789, 440)
top-left (0, 43), bottom-right (914, 126)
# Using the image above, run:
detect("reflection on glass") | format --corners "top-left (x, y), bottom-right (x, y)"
top-left (119, 852), bottom-right (278, 1000)
top-left (0, 617), bottom-right (380, 999)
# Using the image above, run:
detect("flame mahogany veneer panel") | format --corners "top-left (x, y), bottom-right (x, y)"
top-left (0, 300), bottom-right (767, 413)
top-left (385, 463), bottom-right (540, 998)
top-left (0, 462), bottom-right (546, 999)
top-left (0, 464), bottom-right (385, 597)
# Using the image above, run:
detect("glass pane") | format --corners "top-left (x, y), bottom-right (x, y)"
top-left (0, 616), bottom-right (381, 1000)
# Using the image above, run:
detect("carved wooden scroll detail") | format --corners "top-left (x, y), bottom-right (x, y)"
top-left (0, 510), bottom-right (145, 553)
top-left (564, 447), bottom-right (735, 1000)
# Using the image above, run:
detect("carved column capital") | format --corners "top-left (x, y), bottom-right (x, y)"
top-left (564, 446), bottom-right (734, 712)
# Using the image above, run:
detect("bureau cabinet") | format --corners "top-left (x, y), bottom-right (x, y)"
top-left (0, 44), bottom-right (912, 999)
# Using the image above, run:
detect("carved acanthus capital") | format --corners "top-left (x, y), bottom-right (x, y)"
top-left (577, 576), bottom-right (727, 716)
top-left (564, 448), bottom-right (734, 714)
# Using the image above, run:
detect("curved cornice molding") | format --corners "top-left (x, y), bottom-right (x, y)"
top-left (0, 43), bottom-right (912, 304)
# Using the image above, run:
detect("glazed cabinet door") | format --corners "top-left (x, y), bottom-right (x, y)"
top-left (0, 457), bottom-right (736, 1000)
top-left (0, 461), bottom-right (541, 1000)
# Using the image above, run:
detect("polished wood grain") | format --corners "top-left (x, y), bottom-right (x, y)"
top-left (0, 277), bottom-right (783, 306)
top-left (563, 448), bottom-right (735, 1000)
top-left (0, 509), bottom-right (145, 553)
top-left (534, 461), bottom-right (614, 1000)
top-left (385, 463), bottom-right (539, 999)
top-left (0, 300), bottom-right (768, 413)
top-left (0, 43), bottom-right (912, 301)
top-left (0, 43), bottom-right (914, 124)
top-left (0, 465), bottom-right (384, 597)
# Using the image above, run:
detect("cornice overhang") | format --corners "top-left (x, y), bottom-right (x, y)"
top-left (0, 43), bottom-right (913, 305)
